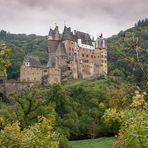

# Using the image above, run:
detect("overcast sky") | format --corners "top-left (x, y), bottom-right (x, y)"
top-left (0, 0), bottom-right (147, 38)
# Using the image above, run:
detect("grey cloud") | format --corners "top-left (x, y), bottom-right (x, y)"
top-left (0, 0), bottom-right (147, 37)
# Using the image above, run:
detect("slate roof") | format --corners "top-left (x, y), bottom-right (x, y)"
top-left (48, 26), bottom-right (60, 40)
top-left (62, 26), bottom-right (74, 41)
top-left (47, 54), bottom-right (56, 68)
top-left (56, 42), bottom-right (67, 56)
top-left (48, 40), bottom-right (60, 53)
top-left (74, 31), bottom-right (93, 46)
top-left (47, 42), bottom-right (67, 68)
top-left (24, 56), bottom-right (42, 67)
top-left (48, 28), bottom-right (54, 39)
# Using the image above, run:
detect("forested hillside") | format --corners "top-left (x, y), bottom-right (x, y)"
top-left (0, 19), bottom-right (148, 148)
top-left (0, 31), bottom-right (48, 79)
top-left (107, 18), bottom-right (148, 86)
top-left (0, 19), bottom-right (148, 85)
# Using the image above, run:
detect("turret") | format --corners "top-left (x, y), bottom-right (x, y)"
top-left (48, 26), bottom-right (60, 41)
top-left (92, 36), bottom-right (95, 47)
top-left (95, 34), bottom-right (107, 49)
top-left (62, 26), bottom-right (74, 41)
top-left (48, 28), bottom-right (54, 40)
top-left (102, 39), bottom-right (106, 48)
top-left (48, 26), bottom-right (61, 54)
top-left (47, 26), bottom-right (61, 68)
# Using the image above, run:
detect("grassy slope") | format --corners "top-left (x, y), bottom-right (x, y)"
top-left (69, 137), bottom-right (114, 148)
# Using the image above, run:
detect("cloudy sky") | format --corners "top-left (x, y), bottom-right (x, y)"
top-left (0, 0), bottom-right (147, 38)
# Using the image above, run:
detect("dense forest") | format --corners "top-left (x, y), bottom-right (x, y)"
top-left (107, 18), bottom-right (148, 86)
top-left (0, 19), bottom-right (147, 147)
top-left (0, 31), bottom-right (48, 79)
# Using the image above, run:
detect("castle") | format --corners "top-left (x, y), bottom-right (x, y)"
top-left (20, 26), bottom-right (107, 86)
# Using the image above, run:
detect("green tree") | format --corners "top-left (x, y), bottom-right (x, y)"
top-left (12, 88), bottom-right (55, 128)
top-left (0, 116), bottom-right (59, 147)
top-left (104, 89), bottom-right (148, 148)
top-left (0, 44), bottom-right (12, 75)
top-left (107, 21), bottom-right (148, 86)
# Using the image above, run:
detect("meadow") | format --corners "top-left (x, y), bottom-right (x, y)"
top-left (70, 137), bottom-right (114, 148)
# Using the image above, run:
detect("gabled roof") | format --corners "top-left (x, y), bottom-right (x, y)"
top-left (24, 56), bottom-right (42, 67)
top-left (74, 31), bottom-right (93, 46)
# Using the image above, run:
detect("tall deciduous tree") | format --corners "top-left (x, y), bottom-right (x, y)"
top-left (0, 116), bottom-right (60, 147)
top-left (0, 44), bottom-right (12, 75)
top-left (12, 88), bottom-right (55, 128)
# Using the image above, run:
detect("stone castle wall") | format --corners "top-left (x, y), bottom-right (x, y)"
top-left (20, 26), bottom-right (108, 84)
top-left (0, 26), bottom-right (108, 101)
top-left (62, 40), bottom-right (107, 79)
top-left (20, 65), bottom-right (61, 86)
top-left (0, 81), bottom-right (37, 100)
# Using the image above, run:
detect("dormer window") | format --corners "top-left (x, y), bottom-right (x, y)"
top-left (25, 62), bottom-right (30, 67)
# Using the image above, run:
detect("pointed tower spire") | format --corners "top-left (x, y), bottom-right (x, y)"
top-left (48, 28), bottom-right (54, 40)
top-left (54, 26), bottom-right (60, 40)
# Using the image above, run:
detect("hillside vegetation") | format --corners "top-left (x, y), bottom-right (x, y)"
top-left (0, 19), bottom-right (148, 84)
top-left (107, 18), bottom-right (148, 86)
top-left (0, 31), bottom-right (48, 79)
top-left (0, 19), bottom-right (147, 147)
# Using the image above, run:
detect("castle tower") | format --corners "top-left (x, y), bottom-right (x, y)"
top-left (55, 42), bottom-right (67, 68)
top-left (95, 34), bottom-right (107, 76)
top-left (47, 26), bottom-right (61, 67)
top-left (95, 34), bottom-right (107, 49)
top-left (62, 26), bottom-right (74, 41)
